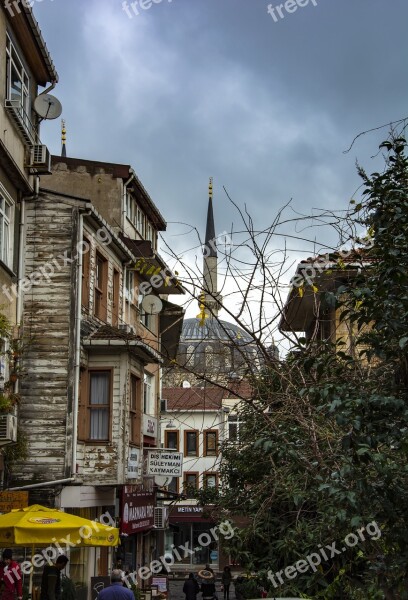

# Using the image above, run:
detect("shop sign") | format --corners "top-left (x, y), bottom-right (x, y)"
top-left (0, 491), bottom-right (28, 513)
top-left (146, 449), bottom-right (183, 477)
top-left (121, 485), bottom-right (155, 534)
top-left (127, 447), bottom-right (142, 480)
top-left (142, 415), bottom-right (158, 438)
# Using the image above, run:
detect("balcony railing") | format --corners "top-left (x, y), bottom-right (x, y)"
top-left (4, 99), bottom-right (40, 147)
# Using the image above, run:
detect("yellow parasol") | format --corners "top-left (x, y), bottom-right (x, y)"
top-left (0, 504), bottom-right (119, 545)
top-left (0, 504), bottom-right (119, 597)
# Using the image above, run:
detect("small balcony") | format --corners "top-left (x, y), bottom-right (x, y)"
top-left (5, 99), bottom-right (40, 148)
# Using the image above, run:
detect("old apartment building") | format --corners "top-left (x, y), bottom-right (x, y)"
top-left (5, 156), bottom-right (185, 584)
top-left (0, 1), bottom-right (57, 403)
top-left (0, 2), bottom-right (186, 589)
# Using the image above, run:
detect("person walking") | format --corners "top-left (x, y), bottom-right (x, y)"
top-left (221, 567), bottom-right (232, 600)
top-left (40, 555), bottom-right (69, 600)
top-left (183, 573), bottom-right (200, 600)
top-left (198, 570), bottom-right (216, 600)
top-left (97, 570), bottom-right (134, 600)
top-left (0, 549), bottom-right (22, 600)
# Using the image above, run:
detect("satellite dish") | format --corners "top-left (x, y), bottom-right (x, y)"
top-left (34, 93), bottom-right (63, 120)
top-left (142, 295), bottom-right (163, 315)
top-left (182, 380), bottom-right (191, 388)
top-left (154, 475), bottom-right (172, 487)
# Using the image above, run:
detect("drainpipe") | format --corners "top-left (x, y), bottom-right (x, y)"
top-left (72, 213), bottom-right (84, 476)
top-left (7, 477), bottom-right (77, 491)
top-left (16, 194), bottom-right (26, 331)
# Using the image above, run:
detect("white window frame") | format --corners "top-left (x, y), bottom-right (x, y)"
top-left (143, 372), bottom-right (155, 415)
top-left (228, 414), bottom-right (241, 442)
top-left (125, 270), bottom-right (135, 304)
top-left (0, 186), bottom-right (13, 269)
top-left (136, 206), bottom-right (144, 236)
top-left (6, 33), bottom-right (30, 117)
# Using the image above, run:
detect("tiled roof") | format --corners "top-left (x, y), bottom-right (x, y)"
top-left (162, 384), bottom-right (252, 410)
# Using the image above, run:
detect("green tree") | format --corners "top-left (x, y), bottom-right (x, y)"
top-left (196, 138), bottom-right (408, 599)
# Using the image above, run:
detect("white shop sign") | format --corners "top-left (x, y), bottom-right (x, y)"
top-left (127, 447), bottom-right (142, 480)
top-left (146, 449), bottom-right (183, 477)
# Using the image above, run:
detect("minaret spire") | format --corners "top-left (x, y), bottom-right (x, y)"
top-left (61, 119), bottom-right (67, 157)
top-left (201, 177), bottom-right (222, 319)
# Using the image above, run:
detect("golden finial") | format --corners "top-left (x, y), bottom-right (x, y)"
top-left (196, 292), bottom-right (208, 327)
top-left (209, 177), bottom-right (213, 200)
top-left (61, 119), bottom-right (67, 158)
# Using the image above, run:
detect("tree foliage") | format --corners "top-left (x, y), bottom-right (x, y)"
top-left (192, 139), bottom-right (408, 599)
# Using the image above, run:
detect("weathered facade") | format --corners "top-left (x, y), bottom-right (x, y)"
top-left (0, 1), bottom-right (57, 397)
top-left (7, 154), bottom-right (184, 589)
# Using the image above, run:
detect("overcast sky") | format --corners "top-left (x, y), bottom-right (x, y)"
top-left (34, 0), bottom-right (408, 328)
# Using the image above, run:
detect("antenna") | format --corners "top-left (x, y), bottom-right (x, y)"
top-left (141, 295), bottom-right (163, 315)
top-left (33, 93), bottom-right (62, 120)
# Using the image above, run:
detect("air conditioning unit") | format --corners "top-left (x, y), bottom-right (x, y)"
top-left (31, 145), bottom-right (51, 174)
top-left (0, 414), bottom-right (17, 444)
top-left (154, 507), bottom-right (168, 529)
top-left (118, 324), bottom-right (135, 335)
top-left (160, 399), bottom-right (167, 413)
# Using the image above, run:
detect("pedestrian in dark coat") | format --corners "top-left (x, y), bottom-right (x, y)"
top-left (198, 570), bottom-right (216, 600)
top-left (221, 567), bottom-right (232, 600)
top-left (183, 573), bottom-right (200, 600)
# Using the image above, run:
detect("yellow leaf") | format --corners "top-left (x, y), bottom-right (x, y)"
top-left (312, 285), bottom-right (319, 293)
top-left (298, 286), bottom-right (304, 298)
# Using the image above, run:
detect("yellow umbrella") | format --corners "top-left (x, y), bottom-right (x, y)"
top-left (0, 504), bottom-right (119, 546)
top-left (0, 504), bottom-right (119, 599)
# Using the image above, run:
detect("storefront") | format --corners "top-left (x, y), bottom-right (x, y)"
top-left (166, 505), bottom-right (218, 570)
top-left (119, 480), bottom-right (156, 578)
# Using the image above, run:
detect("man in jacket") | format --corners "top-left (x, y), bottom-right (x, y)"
top-left (0, 549), bottom-right (22, 600)
top-left (40, 555), bottom-right (69, 600)
top-left (98, 570), bottom-right (134, 600)
top-left (183, 573), bottom-right (200, 600)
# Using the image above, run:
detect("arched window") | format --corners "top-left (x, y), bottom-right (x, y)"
top-left (205, 346), bottom-right (214, 369)
top-left (186, 345), bottom-right (195, 366)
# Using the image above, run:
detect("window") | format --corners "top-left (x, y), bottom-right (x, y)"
top-left (126, 192), bottom-right (135, 225)
top-left (112, 269), bottom-right (120, 326)
top-left (129, 375), bottom-right (141, 444)
top-left (146, 222), bottom-right (153, 243)
top-left (0, 339), bottom-right (9, 390)
top-left (143, 373), bottom-right (155, 415)
top-left (139, 292), bottom-right (153, 330)
top-left (204, 473), bottom-right (218, 488)
top-left (168, 477), bottom-right (179, 494)
top-left (165, 430), bottom-right (179, 450)
top-left (204, 430), bottom-right (218, 456)
top-left (89, 371), bottom-right (111, 441)
top-left (205, 346), bottom-right (213, 369)
top-left (184, 430), bottom-right (199, 457)
top-left (0, 192), bottom-right (12, 268)
top-left (6, 34), bottom-right (29, 115)
top-left (183, 472), bottom-right (198, 498)
top-left (228, 415), bottom-right (240, 442)
top-left (125, 270), bottom-right (135, 304)
top-left (186, 346), bottom-right (195, 367)
top-left (94, 252), bottom-right (108, 320)
top-left (136, 207), bottom-right (144, 236)
top-left (81, 237), bottom-right (90, 309)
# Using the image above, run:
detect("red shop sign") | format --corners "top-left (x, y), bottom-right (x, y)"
top-left (121, 485), bottom-right (155, 534)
